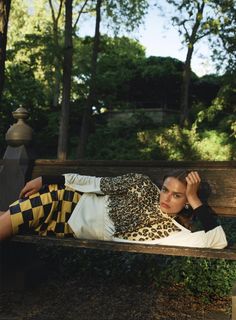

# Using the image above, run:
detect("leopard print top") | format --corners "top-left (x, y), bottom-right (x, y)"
top-left (100, 173), bottom-right (181, 241)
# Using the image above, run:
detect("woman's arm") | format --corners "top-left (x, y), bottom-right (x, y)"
top-left (19, 173), bottom-right (102, 197)
top-left (63, 173), bottom-right (101, 193)
top-left (64, 173), bottom-right (153, 194)
top-left (185, 172), bottom-right (221, 232)
top-left (63, 172), bottom-right (152, 195)
top-left (19, 173), bottom-right (155, 198)
top-left (193, 204), bottom-right (219, 232)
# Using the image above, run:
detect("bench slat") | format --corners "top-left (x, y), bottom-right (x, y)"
top-left (31, 160), bottom-right (236, 217)
top-left (12, 235), bottom-right (236, 260)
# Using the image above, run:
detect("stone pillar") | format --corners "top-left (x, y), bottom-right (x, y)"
top-left (0, 107), bottom-right (34, 210)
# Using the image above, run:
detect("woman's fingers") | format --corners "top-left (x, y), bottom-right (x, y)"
top-left (186, 171), bottom-right (201, 184)
top-left (185, 171), bottom-right (202, 209)
top-left (185, 171), bottom-right (201, 195)
top-left (24, 189), bottom-right (37, 198)
top-left (19, 177), bottom-right (43, 198)
top-left (19, 185), bottom-right (28, 198)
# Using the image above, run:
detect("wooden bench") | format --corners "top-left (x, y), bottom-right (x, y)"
top-left (11, 159), bottom-right (236, 260)
top-left (3, 160), bottom-right (236, 319)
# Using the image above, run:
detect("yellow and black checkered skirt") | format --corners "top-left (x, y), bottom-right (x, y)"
top-left (9, 184), bottom-right (81, 238)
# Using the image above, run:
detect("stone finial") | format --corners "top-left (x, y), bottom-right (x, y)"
top-left (5, 107), bottom-right (33, 146)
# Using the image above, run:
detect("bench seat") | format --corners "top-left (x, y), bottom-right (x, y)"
top-left (12, 235), bottom-right (236, 260)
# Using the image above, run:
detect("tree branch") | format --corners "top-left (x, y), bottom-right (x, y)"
top-left (73, 0), bottom-right (90, 30)
top-left (196, 29), bottom-right (212, 41)
top-left (48, 0), bottom-right (64, 24)
top-left (48, 0), bottom-right (56, 23)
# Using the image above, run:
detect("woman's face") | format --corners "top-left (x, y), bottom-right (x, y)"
top-left (159, 177), bottom-right (187, 215)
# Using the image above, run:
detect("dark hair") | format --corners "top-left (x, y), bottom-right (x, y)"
top-left (163, 169), bottom-right (189, 185)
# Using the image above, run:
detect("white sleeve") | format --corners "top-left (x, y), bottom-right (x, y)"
top-left (113, 226), bottom-right (228, 249)
top-left (150, 226), bottom-right (228, 249)
top-left (63, 173), bottom-right (102, 193)
top-left (205, 226), bottom-right (228, 249)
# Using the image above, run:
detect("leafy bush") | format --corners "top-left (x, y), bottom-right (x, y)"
top-left (155, 257), bottom-right (236, 301)
top-left (38, 244), bottom-right (236, 301)
top-left (194, 130), bottom-right (233, 160)
top-left (85, 111), bottom-right (155, 160)
top-left (85, 116), bottom-right (235, 160)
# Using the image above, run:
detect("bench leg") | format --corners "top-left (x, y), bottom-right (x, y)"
top-left (0, 241), bottom-right (25, 291)
top-left (232, 282), bottom-right (236, 320)
top-left (0, 241), bottom-right (48, 291)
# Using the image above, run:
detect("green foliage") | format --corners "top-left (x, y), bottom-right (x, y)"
top-left (130, 56), bottom-right (185, 110)
top-left (192, 74), bottom-right (222, 106)
top-left (165, 0), bottom-right (222, 46)
top-left (156, 256), bottom-right (236, 300)
top-left (104, 0), bottom-right (149, 33)
top-left (1, 0), bottom-right (235, 161)
top-left (83, 35), bottom-right (147, 110)
top-left (37, 244), bottom-right (236, 301)
top-left (211, 0), bottom-right (236, 73)
top-left (190, 77), bottom-right (236, 161)
top-left (3, 63), bottom-right (48, 110)
top-left (151, 126), bottom-right (233, 160)
top-left (85, 111), bottom-right (155, 160)
top-left (84, 112), bottom-right (235, 161)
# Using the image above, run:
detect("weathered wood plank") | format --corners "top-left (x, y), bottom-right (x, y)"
top-left (11, 235), bottom-right (236, 260)
top-left (30, 160), bottom-right (236, 217)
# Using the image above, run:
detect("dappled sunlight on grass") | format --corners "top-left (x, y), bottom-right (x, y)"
top-left (136, 125), bottom-right (234, 160)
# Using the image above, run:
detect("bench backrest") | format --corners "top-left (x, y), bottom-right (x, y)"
top-left (31, 160), bottom-right (236, 217)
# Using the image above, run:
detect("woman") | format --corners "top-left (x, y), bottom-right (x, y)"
top-left (0, 170), bottom-right (227, 248)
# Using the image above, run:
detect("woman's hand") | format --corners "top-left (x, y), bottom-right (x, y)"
top-left (185, 171), bottom-right (202, 209)
top-left (19, 177), bottom-right (43, 198)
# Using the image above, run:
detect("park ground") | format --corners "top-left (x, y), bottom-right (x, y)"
top-left (0, 249), bottom-right (231, 320)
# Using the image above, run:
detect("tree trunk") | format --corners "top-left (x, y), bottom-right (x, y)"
top-left (51, 24), bottom-right (62, 109)
top-left (179, 1), bottom-right (205, 127)
top-left (76, 0), bottom-right (102, 159)
top-left (0, 0), bottom-right (11, 103)
top-left (179, 48), bottom-right (193, 127)
top-left (48, 0), bottom-right (64, 109)
top-left (57, 0), bottom-right (73, 160)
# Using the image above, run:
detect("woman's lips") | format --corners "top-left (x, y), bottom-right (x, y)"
top-left (161, 202), bottom-right (170, 209)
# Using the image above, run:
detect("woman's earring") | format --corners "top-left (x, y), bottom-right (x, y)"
top-left (185, 203), bottom-right (190, 210)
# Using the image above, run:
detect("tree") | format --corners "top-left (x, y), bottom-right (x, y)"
top-left (164, 0), bottom-right (220, 126)
top-left (72, 36), bottom-right (188, 111)
top-left (57, 0), bottom-right (73, 160)
top-left (76, 0), bottom-right (149, 158)
top-left (0, 0), bottom-right (11, 103)
top-left (47, 0), bottom-right (90, 108)
top-left (129, 56), bottom-right (185, 110)
top-left (76, 0), bottom-right (102, 158)
top-left (48, 0), bottom-right (64, 108)
top-left (211, 0), bottom-right (236, 73)
top-left (6, 0), bottom-right (65, 109)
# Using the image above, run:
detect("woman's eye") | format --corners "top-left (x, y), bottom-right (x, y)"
top-left (174, 194), bottom-right (181, 199)
top-left (161, 187), bottom-right (167, 192)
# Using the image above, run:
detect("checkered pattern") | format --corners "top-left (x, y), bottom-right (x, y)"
top-left (9, 184), bottom-right (81, 238)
